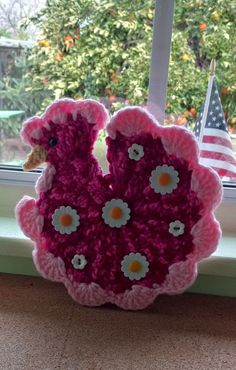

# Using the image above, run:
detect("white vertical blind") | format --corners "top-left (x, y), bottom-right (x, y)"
top-left (147, 0), bottom-right (175, 123)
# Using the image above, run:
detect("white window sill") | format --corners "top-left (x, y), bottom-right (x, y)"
top-left (0, 216), bottom-right (236, 298)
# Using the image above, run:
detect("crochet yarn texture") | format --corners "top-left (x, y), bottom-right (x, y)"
top-left (15, 98), bottom-right (222, 310)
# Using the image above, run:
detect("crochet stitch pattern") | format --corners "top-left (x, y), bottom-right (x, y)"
top-left (15, 98), bottom-right (222, 310)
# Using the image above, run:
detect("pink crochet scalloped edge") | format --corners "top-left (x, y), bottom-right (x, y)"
top-left (21, 98), bottom-right (109, 146)
top-left (15, 196), bottom-right (44, 241)
top-left (33, 244), bottom-right (66, 282)
top-left (107, 107), bottom-right (160, 139)
top-left (191, 164), bottom-right (223, 212)
top-left (33, 240), bottom-right (199, 310)
top-left (107, 107), bottom-right (200, 165)
top-left (35, 164), bottom-right (56, 194)
top-left (190, 214), bottom-right (222, 260)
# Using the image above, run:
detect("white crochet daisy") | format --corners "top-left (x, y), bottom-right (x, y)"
top-left (52, 206), bottom-right (80, 234)
top-left (102, 199), bottom-right (131, 228)
top-left (169, 220), bottom-right (185, 237)
top-left (121, 253), bottom-right (149, 281)
top-left (150, 164), bottom-right (180, 195)
top-left (128, 143), bottom-right (144, 161)
top-left (71, 254), bottom-right (87, 270)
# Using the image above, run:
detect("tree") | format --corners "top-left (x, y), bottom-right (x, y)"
top-left (24, 0), bottom-right (236, 128)
top-left (169, 0), bottom-right (236, 128)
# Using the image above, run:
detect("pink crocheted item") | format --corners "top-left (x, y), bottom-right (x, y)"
top-left (15, 98), bottom-right (222, 310)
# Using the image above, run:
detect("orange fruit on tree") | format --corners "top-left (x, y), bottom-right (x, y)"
top-left (189, 107), bottom-right (197, 117)
top-left (65, 34), bottom-right (73, 41)
top-left (220, 87), bottom-right (228, 95)
top-left (54, 52), bottom-right (64, 62)
top-left (109, 94), bottom-right (117, 102)
top-left (64, 34), bottom-right (74, 48)
top-left (199, 22), bottom-right (207, 31)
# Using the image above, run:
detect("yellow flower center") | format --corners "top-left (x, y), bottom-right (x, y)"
top-left (129, 260), bottom-right (142, 273)
top-left (110, 207), bottom-right (123, 220)
top-left (59, 213), bottom-right (73, 227)
top-left (158, 172), bottom-right (172, 186)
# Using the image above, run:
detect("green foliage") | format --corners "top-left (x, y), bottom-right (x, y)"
top-left (24, 0), bottom-right (153, 112)
top-left (170, 0), bottom-right (236, 127)
top-left (24, 0), bottom-right (236, 126)
top-left (0, 53), bottom-right (47, 136)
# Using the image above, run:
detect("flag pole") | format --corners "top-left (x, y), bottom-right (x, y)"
top-left (198, 59), bottom-right (216, 144)
top-left (147, 0), bottom-right (175, 123)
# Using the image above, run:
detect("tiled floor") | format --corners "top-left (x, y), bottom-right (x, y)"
top-left (0, 273), bottom-right (236, 370)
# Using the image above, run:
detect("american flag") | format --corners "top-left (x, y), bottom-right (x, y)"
top-left (194, 76), bottom-right (236, 181)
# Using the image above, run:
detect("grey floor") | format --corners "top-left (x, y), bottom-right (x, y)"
top-left (0, 273), bottom-right (236, 370)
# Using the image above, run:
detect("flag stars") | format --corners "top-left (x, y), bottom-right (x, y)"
top-left (212, 117), bottom-right (217, 121)
top-left (216, 106), bottom-right (220, 111)
top-left (212, 100), bottom-right (216, 105)
top-left (216, 122), bottom-right (221, 127)
top-left (209, 111), bottom-right (213, 115)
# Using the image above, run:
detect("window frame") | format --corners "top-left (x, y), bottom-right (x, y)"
top-left (0, 167), bottom-right (40, 186)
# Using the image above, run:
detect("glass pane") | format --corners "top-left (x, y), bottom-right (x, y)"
top-left (0, 0), bottom-right (155, 172)
top-left (167, 0), bottom-right (236, 183)
top-left (1, 0), bottom-right (235, 183)
top-left (0, 0), bottom-right (46, 167)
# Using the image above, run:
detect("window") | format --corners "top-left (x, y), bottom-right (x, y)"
top-left (149, 0), bottom-right (236, 184)
top-left (0, 0), bottom-right (236, 230)
top-left (0, 0), bottom-right (47, 167)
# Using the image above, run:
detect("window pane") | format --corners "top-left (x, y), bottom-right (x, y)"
top-left (0, 0), bottom-right (155, 172)
top-left (1, 0), bottom-right (235, 183)
top-left (0, 0), bottom-right (46, 166)
top-left (167, 0), bottom-right (236, 183)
